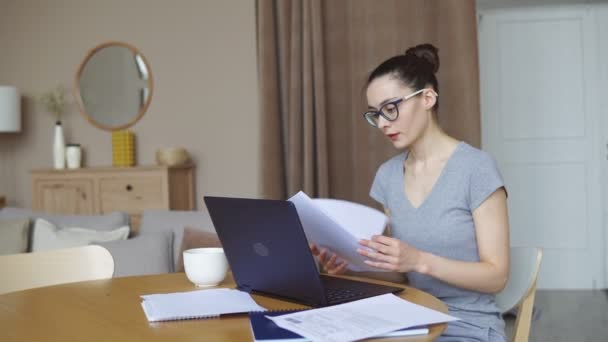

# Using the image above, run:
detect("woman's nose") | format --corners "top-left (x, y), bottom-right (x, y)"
top-left (377, 115), bottom-right (391, 129)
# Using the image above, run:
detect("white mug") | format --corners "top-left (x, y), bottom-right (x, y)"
top-left (183, 248), bottom-right (229, 287)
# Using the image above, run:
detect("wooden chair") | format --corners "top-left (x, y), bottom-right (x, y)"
top-left (495, 247), bottom-right (543, 342)
top-left (0, 245), bottom-right (114, 295)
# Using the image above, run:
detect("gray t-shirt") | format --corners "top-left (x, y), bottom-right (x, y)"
top-left (370, 142), bottom-right (506, 341)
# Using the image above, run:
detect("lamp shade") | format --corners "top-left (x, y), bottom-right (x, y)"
top-left (0, 86), bottom-right (21, 132)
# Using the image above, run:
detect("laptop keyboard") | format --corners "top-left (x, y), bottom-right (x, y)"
top-left (325, 287), bottom-right (368, 303)
top-left (320, 275), bottom-right (403, 305)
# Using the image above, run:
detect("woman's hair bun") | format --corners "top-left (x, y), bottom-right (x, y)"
top-left (405, 43), bottom-right (439, 74)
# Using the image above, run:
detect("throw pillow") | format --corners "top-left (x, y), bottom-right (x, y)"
top-left (94, 231), bottom-right (173, 277)
top-left (175, 226), bottom-right (222, 272)
top-left (31, 218), bottom-right (129, 252)
top-left (0, 219), bottom-right (30, 255)
top-left (138, 209), bottom-right (217, 268)
top-left (0, 208), bottom-right (129, 232)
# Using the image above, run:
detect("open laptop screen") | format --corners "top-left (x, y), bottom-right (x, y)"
top-left (204, 196), bottom-right (328, 306)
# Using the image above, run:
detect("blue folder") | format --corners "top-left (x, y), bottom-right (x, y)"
top-left (249, 310), bottom-right (429, 341)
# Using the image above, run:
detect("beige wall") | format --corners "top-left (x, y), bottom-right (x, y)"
top-left (0, 0), bottom-right (261, 208)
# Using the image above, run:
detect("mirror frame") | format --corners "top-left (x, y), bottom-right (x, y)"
top-left (74, 41), bottom-right (154, 131)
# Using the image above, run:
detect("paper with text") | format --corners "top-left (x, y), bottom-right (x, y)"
top-left (267, 294), bottom-right (459, 342)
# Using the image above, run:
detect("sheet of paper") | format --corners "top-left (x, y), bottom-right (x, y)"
top-left (312, 198), bottom-right (388, 241)
top-left (267, 294), bottom-right (458, 342)
top-left (140, 288), bottom-right (266, 322)
top-left (288, 191), bottom-right (386, 272)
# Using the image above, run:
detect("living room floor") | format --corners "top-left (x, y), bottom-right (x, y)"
top-left (504, 289), bottom-right (608, 342)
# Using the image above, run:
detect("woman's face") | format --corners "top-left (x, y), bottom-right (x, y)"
top-left (365, 74), bottom-right (433, 149)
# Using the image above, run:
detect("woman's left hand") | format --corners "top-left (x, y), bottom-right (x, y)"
top-left (357, 235), bottom-right (424, 273)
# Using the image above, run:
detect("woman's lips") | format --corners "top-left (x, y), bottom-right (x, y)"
top-left (387, 133), bottom-right (399, 141)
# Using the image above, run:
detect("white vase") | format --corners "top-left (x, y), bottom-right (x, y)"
top-left (53, 121), bottom-right (66, 169)
top-left (66, 144), bottom-right (82, 169)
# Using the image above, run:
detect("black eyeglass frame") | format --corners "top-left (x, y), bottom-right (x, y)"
top-left (362, 88), bottom-right (433, 127)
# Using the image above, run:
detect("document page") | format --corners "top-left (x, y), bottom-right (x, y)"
top-left (267, 294), bottom-right (459, 342)
top-left (288, 191), bottom-right (387, 272)
top-left (312, 198), bottom-right (388, 241)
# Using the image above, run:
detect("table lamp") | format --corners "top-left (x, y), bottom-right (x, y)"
top-left (0, 86), bottom-right (21, 132)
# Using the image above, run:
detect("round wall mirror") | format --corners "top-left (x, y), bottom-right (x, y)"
top-left (74, 42), bottom-right (153, 131)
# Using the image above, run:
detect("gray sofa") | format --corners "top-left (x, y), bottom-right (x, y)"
top-left (0, 207), bottom-right (218, 277)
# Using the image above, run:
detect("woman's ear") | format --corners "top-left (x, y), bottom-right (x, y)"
top-left (422, 89), bottom-right (438, 110)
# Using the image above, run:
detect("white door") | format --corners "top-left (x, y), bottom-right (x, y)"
top-left (479, 5), bottom-right (604, 289)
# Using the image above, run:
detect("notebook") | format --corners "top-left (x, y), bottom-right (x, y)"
top-left (204, 196), bottom-right (403, 307)
top-left (249, 310), bottom-right (429, 342)
top-left (140, 288), bottom-right (267, 322)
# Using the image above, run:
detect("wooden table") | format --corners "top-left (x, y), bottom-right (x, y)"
top-left (0, 272), bottom-right (447, 341)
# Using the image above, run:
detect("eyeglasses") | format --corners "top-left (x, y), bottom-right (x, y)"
top-left (362, 88), bottom-right (429, 127)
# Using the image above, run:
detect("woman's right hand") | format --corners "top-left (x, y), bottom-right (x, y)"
top-left (309, 243), bottom-right (349, 275)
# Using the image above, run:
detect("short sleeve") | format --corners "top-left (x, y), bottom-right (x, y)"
top-left (370, 165), bottom-right (388, 207)
top-left (469, 152), bottom-right (505, 211)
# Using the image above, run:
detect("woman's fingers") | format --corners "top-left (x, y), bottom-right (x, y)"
top-left (371, 234), bottom-right (398, 246)
top-left (321, 250), bottom-right (348, 274)
top-left (363, 259), bottom-right (398, 271)
top-left (357, 247), bottom-right (397, 263)
top-left (310, 245), bottom-right (349, 275)
top-left (335, 260), bottom-right (348, 273)
top-left (359, 238), bottom-right (394, 256)
top-left (326, 253), bottom-right (338, 266)
top-left (327, 260), bottom-right (348, 275)
top-left (318, 248), bottom-right (328, 263)
top-left (309, 243), bottom-right (319, 256)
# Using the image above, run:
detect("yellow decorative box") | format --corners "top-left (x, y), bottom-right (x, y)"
top-left (112, 130), bottom-right (135, 167)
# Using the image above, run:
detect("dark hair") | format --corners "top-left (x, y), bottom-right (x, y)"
top-left (366, 43), bottom-right (439, 110)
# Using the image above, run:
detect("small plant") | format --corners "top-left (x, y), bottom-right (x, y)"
top-left (39, 85), bottom-right (67, 123)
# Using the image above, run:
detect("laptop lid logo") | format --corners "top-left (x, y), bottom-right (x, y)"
top-left (253, 242), bottom-right (270, 257)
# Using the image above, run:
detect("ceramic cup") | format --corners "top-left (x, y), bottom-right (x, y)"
top-left (183, 247), bottom-right (229, 287)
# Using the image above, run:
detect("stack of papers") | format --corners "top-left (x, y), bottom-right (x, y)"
top-left (140, 288), bottom-right (267, 322)
top-left (250, 310), bottom-right (429, 341)
top-left (267, 294), bottom-right (459, 342)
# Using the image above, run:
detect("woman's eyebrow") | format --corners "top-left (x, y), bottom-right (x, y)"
top-left (368, 97), bottom-right (400, 109)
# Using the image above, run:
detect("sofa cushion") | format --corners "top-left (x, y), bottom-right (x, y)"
top-left (95, 231), bottom-right (173, 277)
top-left (139, 209), bottom-right (216, 270)
top-left (0, 207), bottom-right (129, 231)
top-left (0, 219), bottom-right (30, 255)
top-left (31, 218), bottom-right (129, 252)
top-left (175, 226), bottom-right (222, 272)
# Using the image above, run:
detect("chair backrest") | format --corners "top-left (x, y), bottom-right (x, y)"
top-left (495, 247), bottom-right (543, 342)
top-left (0, 245), bottom-right (114, 295)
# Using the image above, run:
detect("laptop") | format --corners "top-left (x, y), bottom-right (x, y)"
top-left (203, 196), bottom-right (403, 307)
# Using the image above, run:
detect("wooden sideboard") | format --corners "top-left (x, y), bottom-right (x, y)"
top-left (31, 165), bottom-right (195, 234)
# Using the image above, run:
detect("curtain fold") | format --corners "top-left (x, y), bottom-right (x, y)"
top-left (258, 0), bottom-right (479, 205)
top-left (257, 0), bottom-right (329, 199)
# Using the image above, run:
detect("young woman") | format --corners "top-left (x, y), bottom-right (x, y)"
top-left (313, 44), bottom-right (510, 342)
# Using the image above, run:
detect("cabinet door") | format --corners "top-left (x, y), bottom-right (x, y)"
top-left (33, 180), bottom-right (94, 215)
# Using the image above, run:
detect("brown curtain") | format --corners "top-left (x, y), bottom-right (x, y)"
top-left (257, 0), bottom-right (329, 200)
top-left (258, 0), bottom-right (480, 205)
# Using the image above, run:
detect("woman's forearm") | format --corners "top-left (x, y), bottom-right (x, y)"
top-left (417, 251), bottom-right (508, 294)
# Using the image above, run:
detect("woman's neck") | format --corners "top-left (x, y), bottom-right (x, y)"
top-left (407, 119), bottom-right (458, 163)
